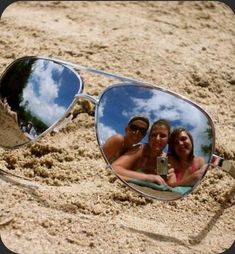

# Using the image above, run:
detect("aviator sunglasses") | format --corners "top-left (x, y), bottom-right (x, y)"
top-left (128, 123), bottom-right (147, 135)
top-left (0, 56), bottom-right (224, 201)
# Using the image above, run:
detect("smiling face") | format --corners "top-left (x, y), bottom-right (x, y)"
top-left (174, 131), bottom-right (193, 158)
top-left (168, 128), bottom-right (195, 162)
top-left (148, 123), bottom-right (169, 155)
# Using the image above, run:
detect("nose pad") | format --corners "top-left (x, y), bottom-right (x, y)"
top-left (53, 94), bottom-right (97, 134)
top-left (75, 93), bottom-right (99, 104)
top-left (63, 93), bottom-right (97, 122)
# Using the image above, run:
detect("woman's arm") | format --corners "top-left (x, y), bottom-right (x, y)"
top-left (166, 167), bottom-right (177, 186)
top-left (169, 159), bottom-right (207, 187)
top-left (165, 156), bottom-right (177, 186)
top-left (112, 148), bottom-right (166, 185)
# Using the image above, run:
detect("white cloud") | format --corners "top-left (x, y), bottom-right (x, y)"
top-left (97, 122), bottom-right (117, 145)
top-left (21, 60), bottom-right (67, 126)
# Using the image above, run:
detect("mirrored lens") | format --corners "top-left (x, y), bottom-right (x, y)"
top-left (0, 57), bottom-right (82, 148)
top-left (97, 83), bottom-right (214, 200)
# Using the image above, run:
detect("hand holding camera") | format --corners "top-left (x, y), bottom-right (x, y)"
top-left (156, 156), bottom-right (168, 176)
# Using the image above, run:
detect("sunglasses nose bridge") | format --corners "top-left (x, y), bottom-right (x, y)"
top-left (135, 129), bottom-right (143, 134)
top-left (75, 93), bottom-right (99, 105)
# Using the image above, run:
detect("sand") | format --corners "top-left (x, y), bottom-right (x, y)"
top-left (0, 1), bottom-right (234, 254)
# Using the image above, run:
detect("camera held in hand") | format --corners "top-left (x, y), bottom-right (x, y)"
top-left (156, 156), bottom-right (168, 176)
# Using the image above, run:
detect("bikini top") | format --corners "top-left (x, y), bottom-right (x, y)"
top-left (136, 144), bottom-right (166, 174)
top-left (175, 160), bottom-right (196, 182)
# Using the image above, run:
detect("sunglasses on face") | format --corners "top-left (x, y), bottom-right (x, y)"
top-left (0, 56), bottom-right (224, 201)
top-left (128, 124), bottom-right (147, 135)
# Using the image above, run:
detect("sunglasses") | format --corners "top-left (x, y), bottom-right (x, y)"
top-left (0, 56), bottom-right (224, 201)
top-left (128, 124), bottom-right (147, 135)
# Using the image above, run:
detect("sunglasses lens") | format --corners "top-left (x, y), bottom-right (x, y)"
top-left (129, 124), bottom-right (146, 134)
top-left (97, 83), bottom-right (214, 201)
top-left (0, 57), bottom-right (82, 148)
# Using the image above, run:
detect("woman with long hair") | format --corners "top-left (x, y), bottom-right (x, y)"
top-left (167, 127), bottom-right (206, 187)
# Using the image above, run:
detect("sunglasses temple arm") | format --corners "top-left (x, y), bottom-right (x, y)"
top-left (210, 153), bottom-right (235, 179)
top-left (211, 154), bottom-right (224, 167)
top-left (211, 154), bottom-right (235, 179)
top-left (82, 67), bottom-right (138, 83)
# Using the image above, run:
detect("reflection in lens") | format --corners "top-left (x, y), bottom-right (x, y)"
top-left (101, 115), bottom-right (150, 163)
top-left (97, 84), bottom-right (214, 200)
top-left (0, 57), bottom-right (82, 148)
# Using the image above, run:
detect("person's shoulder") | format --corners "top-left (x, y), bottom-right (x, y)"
top-left (104, 134), bottom-right (124, 146)
top-left (110, 134), bottom-right (124, 142)
top-left (194, 156), bottom-right (206, 167)
top-left (105, 133), bottom-right (122, 140)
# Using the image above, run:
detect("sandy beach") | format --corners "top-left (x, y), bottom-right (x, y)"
top-left (0, 1), bottom-right (234, 254)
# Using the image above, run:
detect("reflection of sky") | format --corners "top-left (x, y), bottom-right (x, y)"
top-left (97, 84), bottom-right (212, 161)
top-left (20, 60), bottom-right (80, 126)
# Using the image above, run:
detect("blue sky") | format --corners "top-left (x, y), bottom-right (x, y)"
top-left (20, 59), bottom-right (81, 126)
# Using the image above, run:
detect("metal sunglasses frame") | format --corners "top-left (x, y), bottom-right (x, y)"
top-left (0, 56), bottom-right (224, 200)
